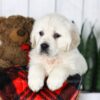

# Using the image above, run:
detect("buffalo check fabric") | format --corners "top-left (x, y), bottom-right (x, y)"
top-left (0, 66), bottom-right (81, 100)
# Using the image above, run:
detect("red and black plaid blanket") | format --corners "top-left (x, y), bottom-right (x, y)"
top-left (0, 66), bottom-right (81, 100)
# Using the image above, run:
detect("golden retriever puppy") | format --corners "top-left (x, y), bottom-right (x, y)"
top-left (28, 14), bottom-right (87, 92)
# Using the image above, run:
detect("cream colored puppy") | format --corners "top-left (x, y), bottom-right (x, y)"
top-left (28, 14), bottom-right (87, 92)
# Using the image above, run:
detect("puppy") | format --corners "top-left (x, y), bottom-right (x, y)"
top-left (28, 14), bottom-right (87, 92)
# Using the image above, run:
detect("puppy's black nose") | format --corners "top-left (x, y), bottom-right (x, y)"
top-left (41, 43), bottom-right (49, 50)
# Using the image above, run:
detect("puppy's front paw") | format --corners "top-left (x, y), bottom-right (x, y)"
top-left (28, 78), bottom-right (44, 92)
top-left (47, 76), bottom-right (64, 91)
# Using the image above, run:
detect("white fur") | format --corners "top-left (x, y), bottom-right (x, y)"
top-left (28, 14), bottom-right (87, 92)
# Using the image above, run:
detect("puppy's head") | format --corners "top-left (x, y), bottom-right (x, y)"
top-left (31, 14), bottom-right (80, 56)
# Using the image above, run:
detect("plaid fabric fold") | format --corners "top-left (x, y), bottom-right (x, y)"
top-left (0, 66), bottom-right (81, 100)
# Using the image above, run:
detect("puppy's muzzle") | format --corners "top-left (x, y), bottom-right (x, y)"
top-left (40, 42), bottom-right (49, 54)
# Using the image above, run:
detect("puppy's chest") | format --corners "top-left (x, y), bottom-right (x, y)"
top-left (40, 56), bottom-right (62, 74)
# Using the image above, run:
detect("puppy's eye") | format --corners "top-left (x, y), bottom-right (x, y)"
top-left (53, 33), bottom-right (61, 39)
top-left (39, 31), bottom-right (44, 36)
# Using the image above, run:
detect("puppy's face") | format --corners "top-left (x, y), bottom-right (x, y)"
top-left (31, 14), bottom-right (80, 56)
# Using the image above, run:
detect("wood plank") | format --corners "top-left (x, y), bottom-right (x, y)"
top-left (29, 0), bottom-right (55, 19)
top-left (2, 0), bottom-right (28, 17)
top-left (56, 0), bottom-right (83, 31)
top-left (84, 0), bottom-right (100, 23)
top-left (0, 0), bottom-right (3, 16)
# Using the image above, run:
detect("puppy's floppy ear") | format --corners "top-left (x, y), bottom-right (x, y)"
top-left (69, 23), bottom-right (80, 50)
top-left (30, 29), bottom-right (36, 48)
